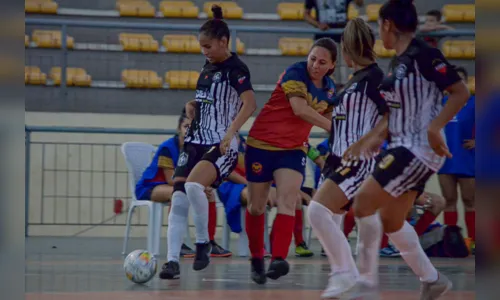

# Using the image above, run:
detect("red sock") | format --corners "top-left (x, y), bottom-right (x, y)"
top-left (465, 211), bottom-right (476, 241)
top-left (294, 209), bottom-right (304, 246)
top-left (271, 213), bottom-right (295, 260)
top-left (246, 210), bottom-right (265, 259)
top-left (444, 211), bottom-right (458, 226)
top-left (344, 210), bottom-right (356, 238)
top-left (414, 210), bottom-right (438, 236)
top-left (208, 201), bottom-right (217, 241)
top-left (380, 234), bottom-right (389, 249)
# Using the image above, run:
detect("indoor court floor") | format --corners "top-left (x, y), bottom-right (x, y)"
top-left (25, 237), bottom-right (475, 300)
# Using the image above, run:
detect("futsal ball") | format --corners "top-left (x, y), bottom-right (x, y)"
top-left (123, 250), bottom-right (157, 284)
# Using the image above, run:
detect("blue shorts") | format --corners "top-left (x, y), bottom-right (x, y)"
top-left (135, 182), bottom-right (164, 200)
top-left (245, 145), bottom-right (306, 183)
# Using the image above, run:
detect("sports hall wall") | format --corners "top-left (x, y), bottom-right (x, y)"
top-left (25, 0), bottom-right (474, 237)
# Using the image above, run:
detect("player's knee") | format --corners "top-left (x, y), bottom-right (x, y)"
top-left (352, 190), bottom-right (374, 217)
top-left (247, 202), bottom-right (266, 216)
top-left (462, 196), bottom-right (475, 210)
top-left (382, 217), bottom-right (404, 234)
top-left (428, 194), bottom-right (446, 214)
top-left (444, 197), bottom-right (458, 210)
top-left (185, 181), bottom-right (205, 197)
top-left (276, 194), bottom-right (296, 215)
top-left (170, 193), bottom-right (190, 220)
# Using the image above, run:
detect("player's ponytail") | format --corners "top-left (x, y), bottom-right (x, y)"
top-left (379, 0), bottom-right (418, 33)
top-left (199, 5), bottom-right (230, 42)
top-left (341, 18), bottom-right (376, 66)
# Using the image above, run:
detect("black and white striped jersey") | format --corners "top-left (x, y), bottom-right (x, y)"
top-left (380, 38), bottom-right (461, 171)
top-left (330, 63), bottom-right (389, 158)
top-left (185, 53), bottom-right (253, 145)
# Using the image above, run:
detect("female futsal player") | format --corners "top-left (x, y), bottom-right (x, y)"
top-left (342, 0), bottom-right (470, 298)
top-left (306, 18), bottom-right (389, 298)
top-left (160, 5), bottom-right (257, 280)
top-left (244, 37), bottom-right (337, 284)
top-left (438, 66), bottom-right (475, 252)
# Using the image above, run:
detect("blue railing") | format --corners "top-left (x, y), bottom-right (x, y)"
top-left (24, 125), bottom-right (328, 236)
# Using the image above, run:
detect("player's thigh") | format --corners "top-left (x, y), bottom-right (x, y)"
top-left (380, 190), bottom-right (419, 233)
top-left (150, 184), bottom-right (174, 203)
top-left (247, 181), bottom-right (272, 215)
top-left (174, 143), bottom-right (204, 183)
top-left (313, 178), bottom-right (350, 215)
top-left (438, 174), bottom-right (458, 204)
top-left (274, 168), bottom-right (303, 215)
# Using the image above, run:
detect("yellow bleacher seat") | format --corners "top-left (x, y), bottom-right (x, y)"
top-left (160, 1), bottom-right (199, 18)
top-left (467, 76), bottom-right (475, 94)
top-left (442, 40), bottom-right (475, 59)
top-left (204, 2), bottom-right (243, 19)
top-left (279, 37), bottom-right (313, 56)
top-left (229, 38), bottom-right (245, 54)
top-left (348, 3), bottom-right (359, 20)
top-left (122, 70), bottom-right (163, 89)
top-left (117, 0), bottom-right (155, 17)
top-left (31, 30), bottom-right (74, 49)
top-left (25, 35), bottom-right (29, 47)
top-left (49, 67), bottom-right (92, 87)
top-left (277, 3), bottom-right (303, 20)
top-left (366, 4), bottom-right (381, 22)
top-left (165, 70), bottom-right (199, 89)
top-left (25, 66), bottom-right (47, 85)
top-left (442, 5), bottom-right (475, 22)
top-left (163, 35), bottom-right (200, 53)
top-left (25, 0), bottom-right (58, 14)
top-left (119, 33), bottom-right (159, 52)
top-left (374, 40), bottom-right (396, 57)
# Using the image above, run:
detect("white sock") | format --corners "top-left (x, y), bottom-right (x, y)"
top-left (185, 182), bottom-right (209, 244)
top-left (356, 213), bottom-right (382, 287)
top-left (167, 191), bottom-right (190, 262)
top-left (308, 201), bottom-right (358, 276)
top-left (388, 221), bottom-right (439, 283)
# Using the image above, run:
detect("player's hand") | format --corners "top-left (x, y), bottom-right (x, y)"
top-left (343, 134), bottom-right (383, 161)
top-left (204, 187), bottom-right (214, 199)
top-left (463, 139), bottom-right (475, 150)
top-left (318, 23), bottom-right (329, 31)
top-left (428, 124), bottom-right (452, 158)
top-left (220, 131), bottom-right (234, 155)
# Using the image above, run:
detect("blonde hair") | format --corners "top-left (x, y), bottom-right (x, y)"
top-left (341, 18), bottom-right (376, 66)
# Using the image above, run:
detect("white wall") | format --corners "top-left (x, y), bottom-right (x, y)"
top-left (25, 111), bottom-right (466, 238)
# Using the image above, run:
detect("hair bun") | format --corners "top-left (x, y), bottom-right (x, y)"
top-left (391, 0), bottom-right (414, 5)
top-left (211, 4), bottom-right (224, 19)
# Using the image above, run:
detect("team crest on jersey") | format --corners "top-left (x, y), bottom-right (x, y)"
top-left (252, 162), bottom-right (263, 174)
top-left (213, 72), bottom-right (222, 82)
top-left (327, 88), bottom-right (335, 99)
top-left (178, 152), bottom-right (189, 167)
top-left (378, 154), bottom-right (395, 170)
top-left (238, 76), bottom-right (246, 84)
top-left (346, 82), bottom-right (357, 94)
top-left (395, 64), bottom-right (407, 79)
top-left (433, 59), bottom-right (447, 75)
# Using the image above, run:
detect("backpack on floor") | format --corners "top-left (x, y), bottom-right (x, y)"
top-left (423, 225), bottom-right (470, 258)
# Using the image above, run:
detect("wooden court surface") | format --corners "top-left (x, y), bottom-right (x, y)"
top-left (25, 237), bottom-right (475, 299)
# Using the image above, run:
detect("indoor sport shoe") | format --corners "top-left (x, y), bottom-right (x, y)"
top-left (295, 242), bottom-right (314, 257)
top-left (321, 248), bottom-right (327, 257)
top-left (193, 242), bottom-right (212, 271)
top-left (380, 244), bottom-right (401, 257)
top-left (210, 240), bottom-right (232, 257)
top-left (180, 243), bottom-right (195, 258)
top-left (250, 257), bottom-right (267, 285)
top-left (340, 281), bottom-right (380, 300)
top-left (159, 261), bottom-right (180, 280)
top-left (266, 258), bottom-right (290, 280)
top-left (320, 271), bottom-right (357, 299)
top-left (420, 272), bottom-right (453, 300)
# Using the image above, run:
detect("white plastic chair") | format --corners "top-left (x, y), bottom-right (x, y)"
top-left (121, 142), bottom-right (192, 257)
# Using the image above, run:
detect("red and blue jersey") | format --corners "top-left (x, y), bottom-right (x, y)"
top-left (136, 135), bottom-right (180, 186)
top-left (248, 61), bottom-right (336, 151)
top-left (439, 95), bottom-right (475, 177)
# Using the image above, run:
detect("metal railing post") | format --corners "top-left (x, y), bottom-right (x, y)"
top-left (25, 129), bottom-right (31, 237)
top-left (61, 24), bottom-right (68, 101)
top-left (231, 28), bottom-right (237, 54)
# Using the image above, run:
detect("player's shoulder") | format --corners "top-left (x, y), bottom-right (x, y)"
top-left (286, 61), bottom-right (308, 74)
top-left (363, 64), bottom-right (384, 85)
top-left (231, 54), bottom-right (251, 72)
top-left (282, 61), bottom-right (308, 81)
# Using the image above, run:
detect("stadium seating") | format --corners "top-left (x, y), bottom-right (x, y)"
top-left (25, 66), bottom-right (47, 85)
top-left (25, 0), bottom-right (58, 14)
top-left (31, 30), bottom-right (74, 49)
top-left (347, 3), bottom-right (359, 20)
top-left (279, 37), bottom-right (313, 56)
top-left (442, 40), bottom-right (475, 59)
top-left (277, 3), bottom-right (307, 20)
top-left (374, 40), bottom-right (396, 58)
top-left (163, 35), bottom-right (200, 53)
top-left (117, 0), bottom-right (156, 17)
top-left (204, 2), bottom-right (243, 19)
top-left (442, 4), bottom-right (475, 22)
top-left (159, 1), bottom-right (199, 18)
top-left (165, 70), bottom-right (199, 89)
top-left (122, 69), bottom-right (163, 88)
top-left (119, 33), bottom-right (159, 52)
top-left (366, 4), bottom-right (381, 22)
top-left (50, 67), bottom-right (92, 87)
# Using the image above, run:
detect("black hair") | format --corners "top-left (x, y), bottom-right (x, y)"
top-left (426, 9), bottom-right (442, 22)
top-left (177, 112), bottom-right (189, 131)
top-left (453, 65), bottom-right (468, 81)
top-left (379, 0), bottom-right (419, 33)
top-left (199, 5), bottom-right (230, 42)
top-left (311, 37), bottom-right (338, 76)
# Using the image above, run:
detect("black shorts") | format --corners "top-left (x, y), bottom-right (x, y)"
top-left (173, 138), bottom-right (238, 188)
top-left (321, 154), bottom-right (377, 201)
top-left (372, 146), bottom-right (434, 198)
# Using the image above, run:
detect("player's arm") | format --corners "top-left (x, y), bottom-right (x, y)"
top-left (304, 0), bottom-right (326, 30)
top-left (185, 100), bottom-right (196, 120)
top-left (282, 70), bottom-right (332, 132)
top-left (157, 147), bottom-right (175, 186)
top-left (307, 143), bottom-right (325, 169)
top-left (226, 66), bottom-right (257, 138)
